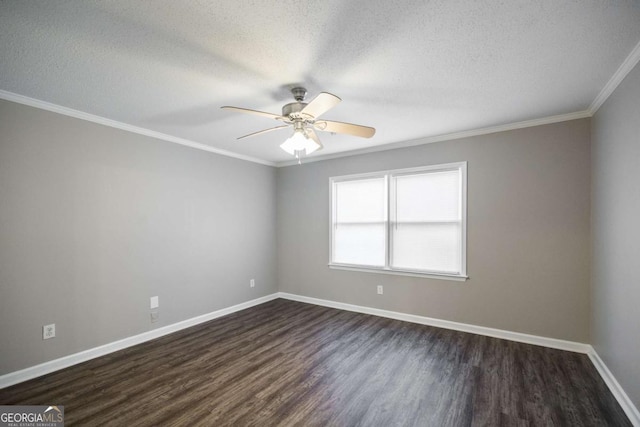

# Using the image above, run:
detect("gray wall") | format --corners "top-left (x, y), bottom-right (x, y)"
top-left (0, 99), bottom-right (277, 374)
top-left (277, 119), bottom-right (591, 342)
top-left (591, 62), bottom-right (640, 407)
top-left (0, 96), bottom-right (599, 377)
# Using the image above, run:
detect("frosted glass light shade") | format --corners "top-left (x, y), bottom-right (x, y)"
top-left (280, 131), bottom-right (320, 155)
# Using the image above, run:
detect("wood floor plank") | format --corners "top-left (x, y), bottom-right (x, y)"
top-left (0, 299), bottom-right (632, 426)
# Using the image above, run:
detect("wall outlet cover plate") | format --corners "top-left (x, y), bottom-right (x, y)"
top-left (43, 324), bottom-right (56, 340)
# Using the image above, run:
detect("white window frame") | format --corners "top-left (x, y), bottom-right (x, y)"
top-left (329, 162), bottom-right (467, 281)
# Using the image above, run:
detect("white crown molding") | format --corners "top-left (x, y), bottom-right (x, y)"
top-left (0, 293), bottom-right (279, 389)
top-left (276, 110), bottom-right (592, 167)
top-left (0, 89), bottom-right (592, 169)
top-left (3, 38), bottom-right (639, 168)
top-left (277, 292), bottom-right (591, 353)
top-left (589, 39), bottom-right (640, 115)
top-left (279, 38), bottom-right (640, 168)
top-left (0, 90), bottom-right (276, 167)
top-left (588, 348), bottom-right (640, 426)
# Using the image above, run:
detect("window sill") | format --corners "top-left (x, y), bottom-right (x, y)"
top-left (328, 263), bottom-right (468, 282)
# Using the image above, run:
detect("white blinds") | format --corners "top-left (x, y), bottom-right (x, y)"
top-left (391, 170), bottom-right (462, 274)
top-left (332, 177), bottom-right (386, 266)
top-left (330, 163), bottom-right (465, 277)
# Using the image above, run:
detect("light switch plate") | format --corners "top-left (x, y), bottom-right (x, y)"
top-left (150, 296), bottom-right (159, 309)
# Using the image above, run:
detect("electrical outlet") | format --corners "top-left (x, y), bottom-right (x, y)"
top-left (250, 279), bottom-right (255, 288)
top-left (377, 285), bottom-right (383, 295)
top-left (150, 311), bottom-right (159, 323)
top-left (43, 324), bottom-right (56, 340)
top-left (150, 296), bottom-right (159, 309)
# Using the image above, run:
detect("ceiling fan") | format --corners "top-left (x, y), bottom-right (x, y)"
top-left (222, 87), bottom-right (375, 162)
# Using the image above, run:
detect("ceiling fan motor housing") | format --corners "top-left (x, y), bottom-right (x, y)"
top-left (282, 101), bottom-right (308, 118)
top-left (282, 87), bottom-right (310, 118)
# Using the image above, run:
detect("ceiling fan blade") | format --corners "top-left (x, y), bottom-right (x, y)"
top-left (221, 106), bottom-right (283, 120)
top-left (306, 128), bottom-right (324, 150)
top-left (300, 92), bottom-right (341, 119)
top-left (314, 120), bottom-right (376, 138)
top-left (237, 125), bottom-right (290, 140)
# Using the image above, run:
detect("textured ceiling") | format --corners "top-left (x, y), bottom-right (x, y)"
top-left (1, 1), bottom-right (640, 165)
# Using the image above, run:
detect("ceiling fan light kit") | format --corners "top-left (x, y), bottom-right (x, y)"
top-left (280, 121), bottom-right (321, 159)
top-left (222, 87), bottom-right (375, 163)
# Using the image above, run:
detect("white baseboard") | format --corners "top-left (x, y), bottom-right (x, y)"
top-left (588, 349), bottom-right (640, 426)
top-left (3, 291), bottom-right (638, 426)
top-left (278, 292), bottom-right (591, 353)
top-left (278, 292), bottom-right (640, 425)
top-left (0, 293), bottom-right (279, 389)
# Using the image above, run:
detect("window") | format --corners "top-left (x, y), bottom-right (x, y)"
top-left (330, 162), bottom-right (467, 280)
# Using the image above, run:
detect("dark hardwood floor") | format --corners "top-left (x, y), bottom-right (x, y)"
top-left (0, 299), bottom-right (631, 426)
